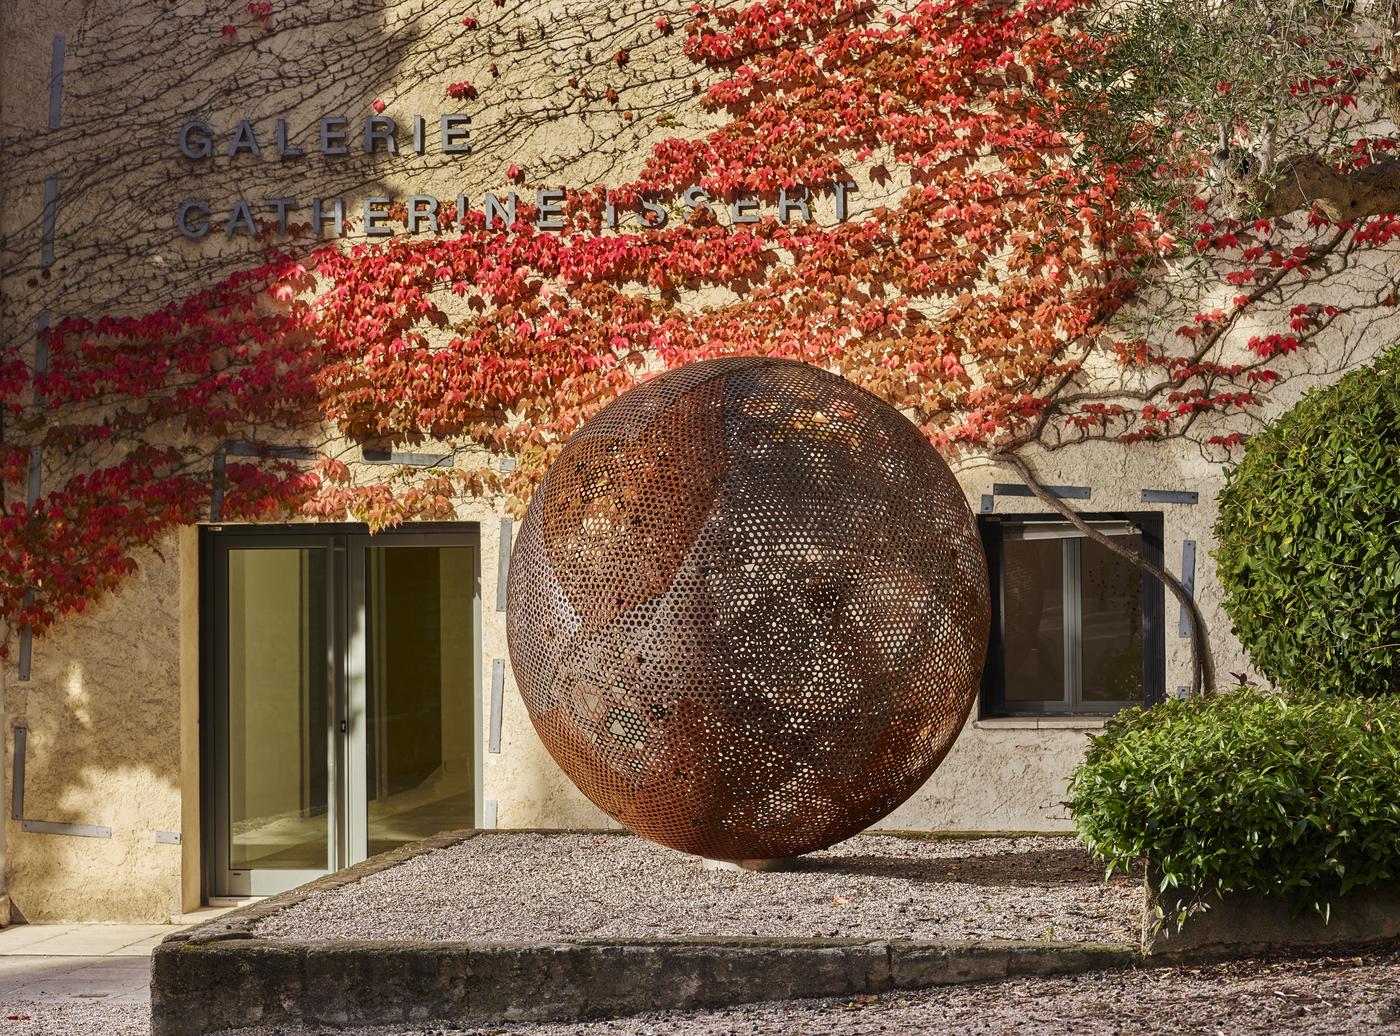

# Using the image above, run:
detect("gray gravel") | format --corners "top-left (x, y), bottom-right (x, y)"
top-left (254, 832), bottom-right (1140, 944)
top-left (0, 1001), bottom-right (148, 1036)
top-left (10, 952), bottom-right (1399, 1034)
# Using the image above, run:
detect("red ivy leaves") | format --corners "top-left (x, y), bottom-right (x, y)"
top-left (0, 0), bottom-right (1378, 641)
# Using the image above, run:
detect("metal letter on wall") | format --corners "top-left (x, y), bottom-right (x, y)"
top-left (1141, 489), bottom-right (1199, 505)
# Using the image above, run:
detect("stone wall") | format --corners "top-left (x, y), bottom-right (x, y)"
top-left (2, 0), bottom-right (1395, 920)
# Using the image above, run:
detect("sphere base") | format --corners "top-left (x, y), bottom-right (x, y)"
top-left (700, 856), bottom-right (801, 873)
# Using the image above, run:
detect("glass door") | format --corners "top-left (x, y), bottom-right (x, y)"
top-left (351, 537), bottom-right (480, 858)
top-left (206, 525), bottom-right (480, 898)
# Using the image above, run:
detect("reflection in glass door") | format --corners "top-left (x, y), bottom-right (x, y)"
top-left (363, 545), bottom-right (477, 856)
top-left (212, 540), bottom-right (335, 896)
top-left (207, 526), bottom-right (480, 898)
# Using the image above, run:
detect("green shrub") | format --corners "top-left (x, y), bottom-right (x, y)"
top-left (1066, 690), bottom-right (1400, 918)
top-left (1214, 343), bottom-right (1400, 696)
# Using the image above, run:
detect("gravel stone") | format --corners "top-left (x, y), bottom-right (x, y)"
top-left (254, 833), bottom-right (1141, 944)
top-left (0, 1001), bottom-right (149, 1036)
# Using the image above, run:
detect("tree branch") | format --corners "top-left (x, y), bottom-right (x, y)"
top-left (994, 449), bottom-right (1216, 697)
top-left (1255, 153), bottom-right (1400, 220)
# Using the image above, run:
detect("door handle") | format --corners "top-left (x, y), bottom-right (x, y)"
top-left (339, 719), bottom-right (348, 733)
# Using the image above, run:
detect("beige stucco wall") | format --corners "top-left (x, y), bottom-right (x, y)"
top-left (2, 531), bottom-right (186, 922)
top-left (1, 0), bottom-right (1395, 921)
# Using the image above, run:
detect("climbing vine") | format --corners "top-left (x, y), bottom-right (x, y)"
top-left (2, 0), bottom-right (1396, 650)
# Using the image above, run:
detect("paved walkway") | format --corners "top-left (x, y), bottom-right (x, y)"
top-left (0, 919), bottom-right (221, 1005)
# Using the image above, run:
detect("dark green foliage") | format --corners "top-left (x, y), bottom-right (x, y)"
top-left (1067, 690), bottom-right (1400, 917)
top-left (1214, 344), bottom-right (1400, 697)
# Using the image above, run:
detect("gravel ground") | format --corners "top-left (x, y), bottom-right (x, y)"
top-left (254, 833), bottom-right (1141, 944)
top-left (6, 952), bottom-right (1399, 1035)
top-left (0, 1001), bottom-right (147, 1036)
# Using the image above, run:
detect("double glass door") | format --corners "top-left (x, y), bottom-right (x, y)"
top-left (206, 525), bottom-right (480, 897)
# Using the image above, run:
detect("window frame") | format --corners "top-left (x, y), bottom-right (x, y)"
top-left (978, 511), bottom-right (1166, 719)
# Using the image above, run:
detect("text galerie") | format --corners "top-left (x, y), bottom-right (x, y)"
top-left (173, 115), bottom-right (860, 239)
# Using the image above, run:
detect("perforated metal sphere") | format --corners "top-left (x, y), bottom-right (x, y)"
top-left (506, 357), bottom-right (990, 861)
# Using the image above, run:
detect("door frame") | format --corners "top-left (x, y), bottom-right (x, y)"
top-left (200, 522), bottom-right (482, 900)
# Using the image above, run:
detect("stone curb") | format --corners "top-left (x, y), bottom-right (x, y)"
top-left (151, 934), bottom-right (1140, 1036)
top-left (1142, 876), bottom-right (1400, 961)
top-left (151, 831), bottom-right (1400, 1034)
top-left (153, 830), bottom-right (1142, 1034)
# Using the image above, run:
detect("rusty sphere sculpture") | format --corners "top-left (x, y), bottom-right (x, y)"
top-left (506, 357), bottom-right (990, 862)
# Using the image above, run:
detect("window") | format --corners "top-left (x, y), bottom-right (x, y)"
top-left (979, 513), bottom-right (1165, 717)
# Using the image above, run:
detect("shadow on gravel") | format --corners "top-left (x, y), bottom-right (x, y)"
top-left (801, 846), bottom-right (1132, 888)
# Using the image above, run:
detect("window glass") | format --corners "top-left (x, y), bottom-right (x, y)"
top-left (226, 547), bottom-right (329, 871)
top-left (1079, 533), bottom-right (1144, 703)
top-left (365, 545), bottom-right (476, 856)
top-left (1000, 536), bottom-right (1064, 703)
top-left (986, 518), bottom-right (1155, 716)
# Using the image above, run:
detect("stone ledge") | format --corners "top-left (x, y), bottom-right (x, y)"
top-left (150, 935), bottom-right (1140, 1036)
top-left (150, 832), bottom-right (1400, 1035)
top-left (154, 829), bottom-right (1139, 1035)
top-left (1144, 880), bottom-right (1400, 960)
top-left (973, 717), bottom-right (1108, 730)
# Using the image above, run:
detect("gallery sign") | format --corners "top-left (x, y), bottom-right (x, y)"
top-left (175, 115), bottom-right (859, 240)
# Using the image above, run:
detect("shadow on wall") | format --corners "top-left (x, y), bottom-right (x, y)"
top-left (1, 0), bottom-right (703, 331)
top-left (6, 539), bottom-right (188, 922)
top-left (2, 0), bottom-right (706, 918)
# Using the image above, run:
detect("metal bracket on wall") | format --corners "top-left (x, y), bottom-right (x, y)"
top-left (16, 588), bottom-right (36, 683)
top-left (496, 517), bottom-right (513, 612)
top-left (11, 727), bottom-right (112, 838)
top-left (1142, 489), bottom-right (1199, 505)
top-left (226, 442), bottom-right (318, 460)
top-left (211, 445), bottom-right (317, 520)
top-left (482, 799), bottom-right (498, 828)
top-left (209, 450), bottom-right (227, 522)
top-left (489, 658), bottom-right (505, 753)
top-left (40, 176), bottom-right (59, 268)
top-left (992, 482), bottom-right (1091, 501)
top-left (360, 448), bottom-right (452, 467)
top-left (1179, 539), bottom-right (1197, 638)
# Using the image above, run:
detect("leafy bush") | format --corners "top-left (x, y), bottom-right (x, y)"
top-left (1067, 690), bottom-right (1400, 917)
top-left (1214, 343), bottom-right (1400, 696)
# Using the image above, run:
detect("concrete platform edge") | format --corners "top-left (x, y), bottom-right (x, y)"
top-left (150, 936), bottom-right (1142, 1036)
top-left (1143, 878), bottom-right (1400, 960)
top-left (148, 834), bottom-right (1400, 1036)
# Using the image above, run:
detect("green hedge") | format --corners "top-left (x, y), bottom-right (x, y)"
top-left (1214, 343), bottom-right (1400, 696)
top-left (1066, 690), bottom-right (1400, 917)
